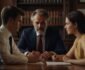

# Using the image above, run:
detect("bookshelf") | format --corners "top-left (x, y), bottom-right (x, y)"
top-left (17, 0), bottom-right (64, 27)
top-left (17, 0), bottom-right (63, 5)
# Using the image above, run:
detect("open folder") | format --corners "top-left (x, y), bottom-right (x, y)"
top-left (46, 61), bottom-right (71, 66)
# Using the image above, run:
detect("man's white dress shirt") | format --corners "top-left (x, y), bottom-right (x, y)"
top-left (0, 25), bottom-right (28, 64)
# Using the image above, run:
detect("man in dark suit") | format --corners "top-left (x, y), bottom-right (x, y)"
top-left (18, 9), bottom-right (66, 61)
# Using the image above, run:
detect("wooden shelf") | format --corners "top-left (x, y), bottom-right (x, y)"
top-left (17, 0), bottom-right (63, 5)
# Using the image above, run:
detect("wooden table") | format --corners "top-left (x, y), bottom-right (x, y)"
top-left (47, 64), bottom-right (85, 70)
top-left (0, 62), bottom-right (85, 70)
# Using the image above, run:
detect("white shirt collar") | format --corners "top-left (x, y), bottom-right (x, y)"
top-left (36, 31), bottom-right (46, 37)
top-left (0, 24), bottom-right (12, 37)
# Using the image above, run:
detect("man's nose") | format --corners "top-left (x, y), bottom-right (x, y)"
top-left (38, 23), bottom-right (41, 27)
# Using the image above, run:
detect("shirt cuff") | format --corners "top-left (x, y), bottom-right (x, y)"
top-left (24, 51), bottom-right (29, 56)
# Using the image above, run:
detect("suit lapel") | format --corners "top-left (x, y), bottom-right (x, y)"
top-left (45, 29), bottom-right (48, 50)
top-left (31, 29), bottom-right (36, 50)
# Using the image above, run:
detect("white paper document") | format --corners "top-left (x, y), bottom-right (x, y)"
top-left (46, 61), bottom-right (71, 66)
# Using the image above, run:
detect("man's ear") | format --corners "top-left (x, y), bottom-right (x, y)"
top-left (31, 16), bottom-right (34, 22)
top-left (8, 18), bottom-right (14, 23)
top-left (6, 18), bottom-right (14, 31)
top-left (30, 18), bottom-right (33, 24)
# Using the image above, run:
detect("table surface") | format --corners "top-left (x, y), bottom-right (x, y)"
top-left (0, 62), bottom-right (85, 70)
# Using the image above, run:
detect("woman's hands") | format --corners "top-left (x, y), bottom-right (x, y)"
top-left (52, 54), bottom-right (64, 62)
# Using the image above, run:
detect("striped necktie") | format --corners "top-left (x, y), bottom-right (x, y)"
top-left (37, 35), bottom-right (43, 53)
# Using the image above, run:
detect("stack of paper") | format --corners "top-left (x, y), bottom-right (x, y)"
top-left (46, 61), bottom-right (71, 66)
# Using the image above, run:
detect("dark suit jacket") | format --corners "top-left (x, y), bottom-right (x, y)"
top-left (18, 27), bottom-right (66, 54)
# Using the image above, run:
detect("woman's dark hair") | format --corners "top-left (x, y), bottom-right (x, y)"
top-left (1, 6), bottom-right (24, 25)
top-left (66, 10), bottom-right (85, 33)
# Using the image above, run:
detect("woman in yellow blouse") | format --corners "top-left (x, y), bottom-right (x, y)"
top-left (63, 10), bottom-right (85, 65)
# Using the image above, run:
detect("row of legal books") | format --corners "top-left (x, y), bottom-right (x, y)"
top-left (17, 0), bottom-right (63, 5)
top-left (21, 10), bottom-right (63, 26)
